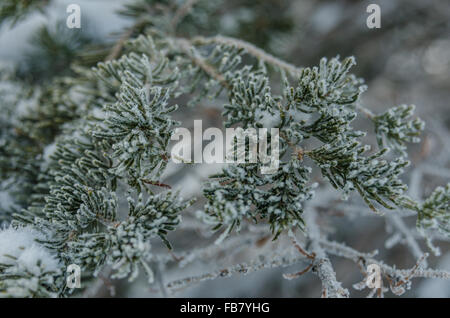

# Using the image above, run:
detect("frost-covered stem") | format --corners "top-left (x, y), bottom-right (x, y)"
top-left (305, 210), bottom-right (350, 298)
top-left (176, 38), bottom-right (230, 88)
top-left (192, 35), bottom-right (302, 76)
top-left (319, 239), bottom-right (450, 280)
top-left (355, 104), bottom-right (375, 119)
top-left (411, 230), bottom-right (450, 243)
top-left (171, 0), bottom-right (199, 31)
top-left (386, 214), bottom-right (427, 267)
top-left (166, 253), bottom-right (308, 293)
top-left (153, 261), bottom-right (168, 297)
top-left (318, 202), bottom-right (417, 218)
top-left (82, 267), bottom-right (113, 298)
top-left (175, 232), bottom-right (268, 268)
top-left (176, 217), bottom-right (213, 236)
top-left (288, 229), bottom-right (315, 259)
top-left (106, 18), bottom-right (147, 61)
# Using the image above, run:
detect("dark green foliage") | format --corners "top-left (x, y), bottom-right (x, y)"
top-left (0, 0), bottom-right (49, 27)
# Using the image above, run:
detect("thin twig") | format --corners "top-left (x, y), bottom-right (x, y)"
top-left (288, 229), bottom-right (315, 259)
top-left (305, 209), bottom-right (350, 298)
top-left (171, 0), bottom-right (199, 32)
top-left (386, 213), bottom-right (427, 267)
top-left (176, 38), bottom-right (230, 89)
top-left (319, 239), bottom-right (450, 280)
top-left (192, 35), bottom-right (302, 76)
top-left (166, 253), bottom-right (307, 293)
top-left (105, 18), bottom-right (147, 61)
top-left (283, 262), bottom-right (314, 280)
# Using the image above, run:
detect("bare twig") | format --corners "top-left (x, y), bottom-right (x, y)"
top-left (305, 210), bottom-right (350, 298)
top-left (192, 35), bottom-right (302, 76)
top-left (105, 18), bottom-right (147, 61)
top-left (175, 38), bottom-right (230, 89)
top-left (386, 213), bottom-right (427, 267)
top-left (319, 239), bottom-right (450, 280)
top-left (171, 0), bottom-right (199, 32)
top-left (166, 253), bottom-right (307, 293)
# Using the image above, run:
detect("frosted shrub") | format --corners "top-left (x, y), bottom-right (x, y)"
top-left (0, 0), bottom-right (448, 298)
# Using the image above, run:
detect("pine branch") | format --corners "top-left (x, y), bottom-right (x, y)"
top-left (1, 0), bottom-right (448, 298)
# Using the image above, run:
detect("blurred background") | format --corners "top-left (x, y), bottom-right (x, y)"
top-left (0, 0), bottom-right (449, 297)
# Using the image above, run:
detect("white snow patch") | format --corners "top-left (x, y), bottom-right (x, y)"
top-left (0, 226), bottom-right (60, 275)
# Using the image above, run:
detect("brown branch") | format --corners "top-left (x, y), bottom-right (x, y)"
top-left (171, 0), bottom-right (199, 32)
top-left (105, 18), bottom-right (147, 61)
top-left (283, 262), bottom-right (314, 280)
top-left (192, 35), bottom-right (302, 76)
top-left (141, 179), bottom-right (172, 189)
top-left (176, 38), bottom-right (230, 89)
